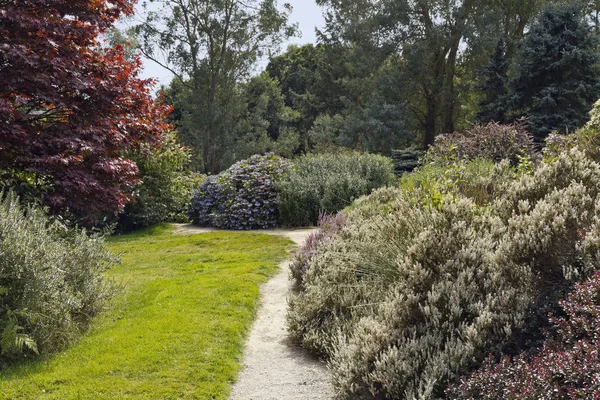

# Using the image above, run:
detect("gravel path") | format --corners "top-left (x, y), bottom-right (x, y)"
top-left (173, 224), bottom-right (334, 400)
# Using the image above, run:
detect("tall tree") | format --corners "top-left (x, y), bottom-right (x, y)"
top-left (0, 0), bottom-right (170, 222)
top-left (315, 0), bottom-right (549, 147)
top-left (509, 3), bottom-right (600, 142)
top-left (135, 0), bottom-right (296, 173)
top-left (477, 37), bottom-right (510, 123)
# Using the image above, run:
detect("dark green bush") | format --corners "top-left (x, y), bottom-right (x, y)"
top-left (119, 132), bottom-right (204, 231)
top-left (0, 193), bottom-right (117, 360)
top-left (288, 148), bottom-right (600, 399)
top-left (276, 152), bottom-right (396, 227)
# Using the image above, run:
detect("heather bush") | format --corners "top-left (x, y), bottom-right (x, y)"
top-left (189, 153), bottom-right (292, 230)
top-left (276, 152), bottom-right (396, 227)
top-left (120, 132), bottom-right (204, 231)
top-left (290, 213), bottom-right (347, 291)
top-left (0, 193), bottom-right (117, 360)
top-left (448, 269), bottom-right (600, 399)
top-left (288, 148), bottom-right (600, 399)
top-left (428, 121), bottom-right (536, 165)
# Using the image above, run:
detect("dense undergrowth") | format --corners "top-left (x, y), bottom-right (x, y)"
top-left (288, 118), bottom-right (600, 399)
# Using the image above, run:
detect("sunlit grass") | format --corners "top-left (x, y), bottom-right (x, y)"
top-left (0, 224), bottom-right (292, 399)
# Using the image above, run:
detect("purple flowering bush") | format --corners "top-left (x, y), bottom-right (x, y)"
top-left (448, 269), bottom-right (600, 399)
top-left (290, 213), bottom-right (347, 291)
top-left (189, 153), bottom-right (292, 230)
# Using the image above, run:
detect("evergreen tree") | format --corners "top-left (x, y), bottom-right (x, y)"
top-left (477, 37), bottom-right (510, 123)
top-left (510, 3), bottom-right (600, 143)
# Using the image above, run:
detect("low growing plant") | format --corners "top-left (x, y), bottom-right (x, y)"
top-left (290, 213), bottom-right (347, 291)
top-left (448, 269), bottom-right (600, 399)
top-left (288, 148), bottom-right (600, 399)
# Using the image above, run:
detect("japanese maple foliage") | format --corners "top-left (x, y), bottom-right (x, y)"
top-left (0, 0), bottom-right (171, 222)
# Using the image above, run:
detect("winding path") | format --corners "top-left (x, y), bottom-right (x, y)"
top-left (173, 224), bottom-right (334, 400)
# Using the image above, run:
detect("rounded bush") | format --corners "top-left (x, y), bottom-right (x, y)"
top-left (428, 121), bottom-right (536, 165)
top-left (189, 153), bottom-right (292, 230)
top-left (276, 152), bottom-right (396, 227)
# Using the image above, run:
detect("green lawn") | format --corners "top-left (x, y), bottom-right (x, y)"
top-left (0, 224), bottom-right (292, 399)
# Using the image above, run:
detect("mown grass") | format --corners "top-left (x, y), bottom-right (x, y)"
top-left (0, 224), bottom-right (292, 399)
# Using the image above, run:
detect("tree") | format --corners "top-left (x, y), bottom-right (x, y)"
top-left (315, 0), bottom-right (549, 147)
top-left (0, 0), bottom-right (171, 222)
top-left (135, 0), bottom-right (296, 173)
top-left (509, 3), bottom-right (600, 142)
top-left (266, 44), bottom-right (346, 144)
top-left (477, 37), bottom-right (510, 123)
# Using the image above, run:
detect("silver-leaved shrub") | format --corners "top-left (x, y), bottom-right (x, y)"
top-left (0, 192), bottom-right (117, 359)
top-left (288, 147), bottom-right (600, 399)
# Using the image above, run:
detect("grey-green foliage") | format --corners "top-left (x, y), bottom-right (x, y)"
top-left (0, 193), bottom-right (117, 359)
top-left (276, 152), bottom-right (396, 227)
top-left (288, 148), bottom-right (600, 399)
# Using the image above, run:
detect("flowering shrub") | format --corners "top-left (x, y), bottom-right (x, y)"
top-left (428, 121), bottom-right (536, 165)
top-left (189, 153), bottom-right (292, 230)
top-left (290, 213), bottom-right (346, 291)
top-left (448, 269), bottom-right (600, 399)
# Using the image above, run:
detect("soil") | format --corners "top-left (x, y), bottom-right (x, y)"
top-left (173, 224), bottom-right (334, 400)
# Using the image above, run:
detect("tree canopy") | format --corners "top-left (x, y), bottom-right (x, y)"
top-left (135, 0), bottom-right (296, 173)
top-left (0, 0), bottom-right (171, 222)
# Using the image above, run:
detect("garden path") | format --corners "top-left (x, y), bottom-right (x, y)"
top-left (173, 224), bottom-right (334, 400)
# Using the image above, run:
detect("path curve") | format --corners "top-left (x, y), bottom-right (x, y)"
top-left (173, 224), bottom-right (334, 400)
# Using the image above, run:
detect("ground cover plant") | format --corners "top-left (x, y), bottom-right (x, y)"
top-left (0, 225), bottom-right (291, 399)
top-left (448, 269), bottom-right (600, 399)
top-left (287, 120), bottom-right (600, 398)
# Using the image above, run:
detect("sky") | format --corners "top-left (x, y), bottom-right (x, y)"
top-left (129, 0), bottom-right (326, 87)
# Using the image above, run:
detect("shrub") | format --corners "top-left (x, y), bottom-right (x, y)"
top-left (390, 147), bottom-right (425, 175)
top-left (189, 153), bottom-right (292, 230)
top-left (289, 213), bottom-right (347, 291)
top-left (428, 121), bottom-right (536, 165)
top-left (288, 148), bottom-right (600, 399)
top-left (0, 193), bottom-right (117, 360)
top-left (119, 132), bottom-right (204, 231)
top-left (544, 98), bottom-right (600, 163)
top-left (276, 152), bottom-right (396, 227)
top-left (448, 269), bottom-right (600, 399)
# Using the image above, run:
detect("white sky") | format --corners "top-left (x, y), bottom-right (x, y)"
top-left (128, 0), bottom-right (326, 87)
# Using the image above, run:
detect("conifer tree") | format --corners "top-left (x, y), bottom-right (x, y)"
top-left (477, 37), bottom-right (510, 124)
top-left (510, 3), bottom-right (600, 143)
